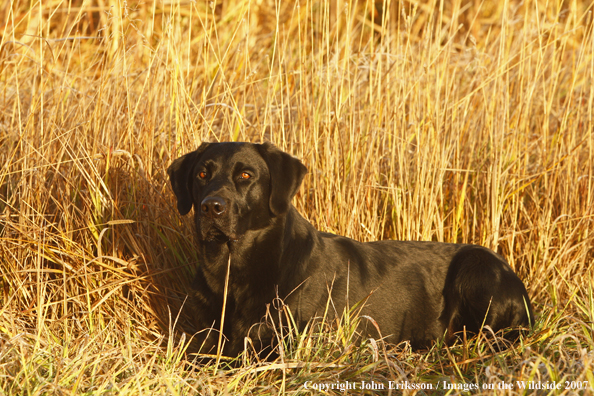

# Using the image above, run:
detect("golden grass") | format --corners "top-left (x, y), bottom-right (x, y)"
top-left (1, 0), bottom-right (593, 394)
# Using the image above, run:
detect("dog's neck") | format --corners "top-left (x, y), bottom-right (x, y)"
top-left (196, 206), bottom-right (316, 300)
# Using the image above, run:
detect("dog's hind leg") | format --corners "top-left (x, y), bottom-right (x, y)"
top-left (440, 246), bottom-right (534, 342)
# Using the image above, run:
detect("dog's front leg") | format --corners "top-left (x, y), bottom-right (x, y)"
top-left (188, 270), bottom-right (231, 355)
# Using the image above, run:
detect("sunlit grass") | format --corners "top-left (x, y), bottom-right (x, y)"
top-left (1, 0), bottom-right (593, 394)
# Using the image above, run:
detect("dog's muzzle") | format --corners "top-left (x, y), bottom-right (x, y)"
top-left (198, 196), bottom-right (238, 241)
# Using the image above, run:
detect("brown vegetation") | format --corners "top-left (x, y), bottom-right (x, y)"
top-left (1, 0), bottom-right (593, 394)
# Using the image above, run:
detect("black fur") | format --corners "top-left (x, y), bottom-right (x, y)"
top-left (167, 142), bottom-right (534, 357)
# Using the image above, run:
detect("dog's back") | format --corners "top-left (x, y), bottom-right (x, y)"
top-left (279, 209), bottom-right (533, 348)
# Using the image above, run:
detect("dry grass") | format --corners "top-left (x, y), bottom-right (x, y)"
top-left (1, 0), bottom-right (593, 394)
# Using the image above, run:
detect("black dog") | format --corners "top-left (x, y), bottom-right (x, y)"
top-left (168, 142), bottom-right (533, 357)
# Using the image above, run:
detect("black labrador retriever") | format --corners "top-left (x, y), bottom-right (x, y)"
top-left (168, 142), bottom-right (533, 357)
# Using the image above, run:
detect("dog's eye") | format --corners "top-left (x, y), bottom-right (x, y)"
top-left (198, 171), bottom-right (208, 179)
top-left (239, 172), bottom-right (251, 180)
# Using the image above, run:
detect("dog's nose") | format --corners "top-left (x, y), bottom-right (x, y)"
top-left (201, 197), bottom-right (227, 218)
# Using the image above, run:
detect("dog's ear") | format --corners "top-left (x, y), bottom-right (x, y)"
top-left (257, 142), bottom-right (307, 215)
top-left (167, 143), bottom-right (210, 215)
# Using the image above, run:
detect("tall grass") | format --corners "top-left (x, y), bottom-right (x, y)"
top-left (1, 0), bottom-right (593, 394)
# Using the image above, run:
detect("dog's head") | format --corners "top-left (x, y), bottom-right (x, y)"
top-left (167, 142), bottom-right (307, 242)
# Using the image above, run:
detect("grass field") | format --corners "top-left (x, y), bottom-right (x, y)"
top-left (1, 0), bottom-right (593, 394)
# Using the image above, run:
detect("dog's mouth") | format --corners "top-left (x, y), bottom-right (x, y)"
top-left (200, 223), bottom-right (239, 243)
